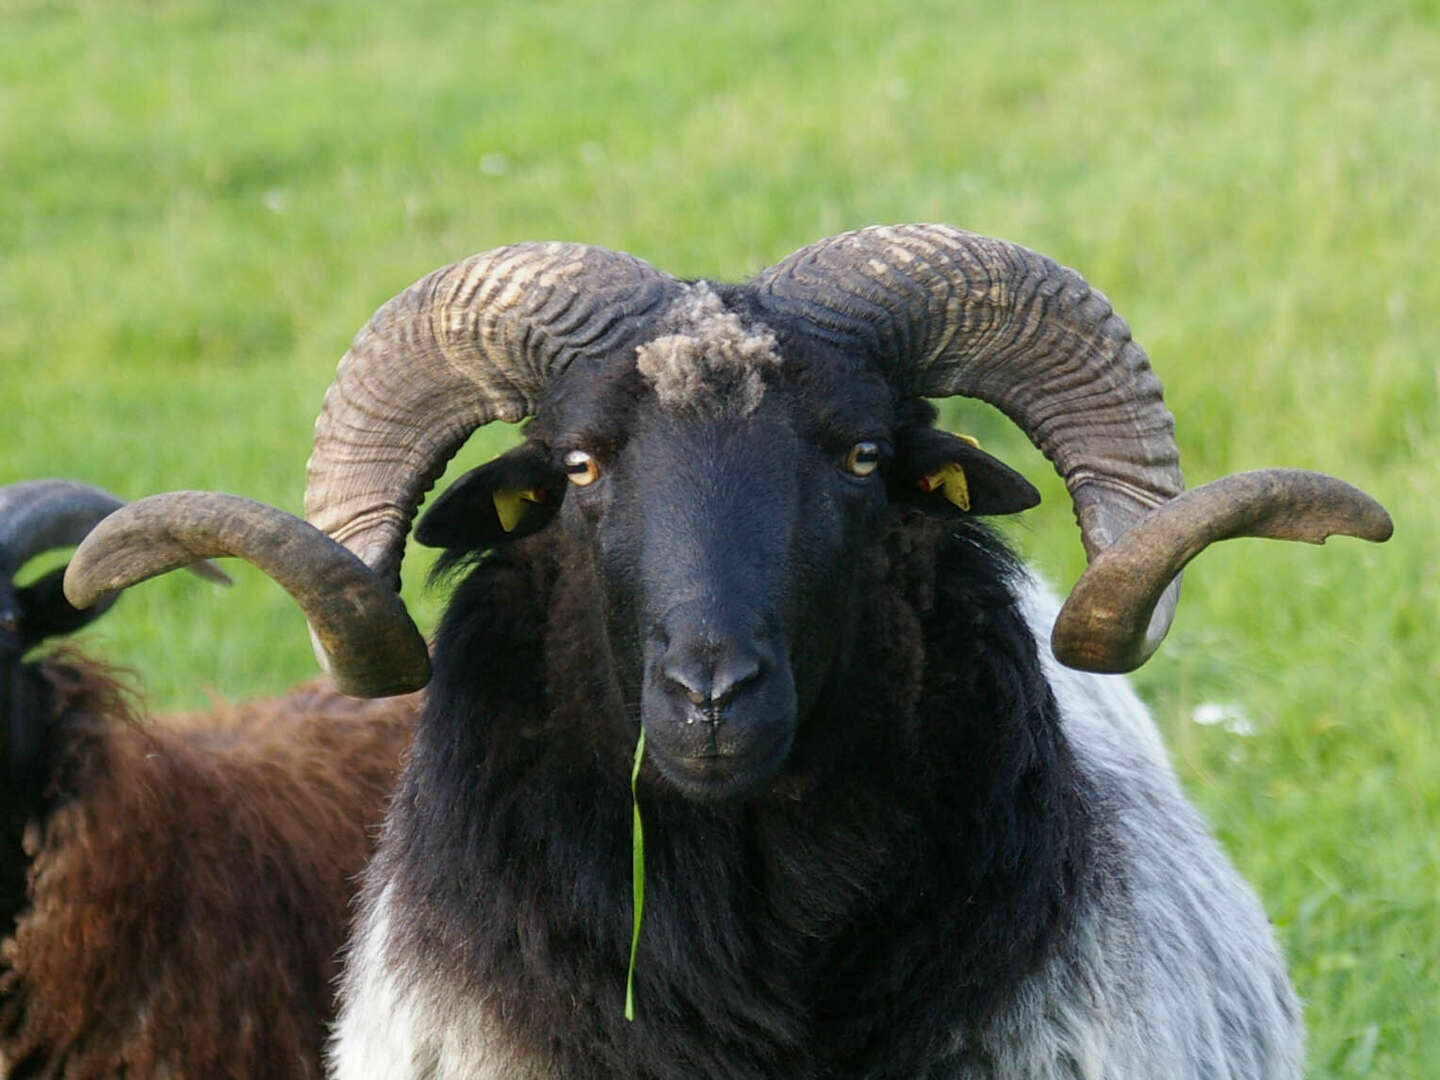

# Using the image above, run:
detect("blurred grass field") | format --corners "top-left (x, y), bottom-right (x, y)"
top-left (2, 0), bottom-right (1436, 1073)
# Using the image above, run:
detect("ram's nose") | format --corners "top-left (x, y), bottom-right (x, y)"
top-left (658, 648), bottom-right (763, 715)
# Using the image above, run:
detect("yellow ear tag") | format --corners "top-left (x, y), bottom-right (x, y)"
top-left (492, 488), bottom-right (547, 533)
top-left (919, 462), bottom-right (971, 511)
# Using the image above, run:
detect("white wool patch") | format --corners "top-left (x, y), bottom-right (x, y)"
top-left (330, 883), bottom-right (544, 1079)
top-left (955, 575), bottom-right (1304, 1079)
top-left (634, 283), bottom-right (780, 416)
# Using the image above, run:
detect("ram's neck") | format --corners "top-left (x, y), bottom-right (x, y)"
top-left (389, 518), bottom-right (1094, 1077)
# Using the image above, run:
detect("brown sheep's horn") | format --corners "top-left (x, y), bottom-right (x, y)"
top-left (0, 479), bottom-right (230, 585)
top-left (1051, 470), bottom-right (1394, 672)
top-left (63, 491), bottom-right (428, 698)
top-left (305, 243), bottom-right (683, 589)
top-left (752, 224), bottom-right (1184, 667)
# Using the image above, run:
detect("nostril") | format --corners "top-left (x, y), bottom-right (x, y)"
top-left (707, 655), bottom-right (761, 709)
top-left (660, 654), bottom-right (709, 702)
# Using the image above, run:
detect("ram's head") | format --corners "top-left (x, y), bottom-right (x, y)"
top-left (0, 481), bottom-right (233, 796)
top-left (65, 226), bottom-right (1391, 797)
top-left (1, 482), bottom-right (130, 792)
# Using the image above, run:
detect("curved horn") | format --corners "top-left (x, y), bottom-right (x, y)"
top-left (752, 224), bottom-right (1185, 665)
top-left (306, 242), bottom-right (683, 588)
top-left (0, 480), bottom-right (128, 576)
top-left (63, 492), bottom-right (428, 698)
top-left (1051, 469), bottom-right (1393, 672)
top-left (0, 479), bottom-right (229, 585)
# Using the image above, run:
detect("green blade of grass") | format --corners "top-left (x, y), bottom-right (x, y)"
top-left (625, 725), bottom-right (646, 1022)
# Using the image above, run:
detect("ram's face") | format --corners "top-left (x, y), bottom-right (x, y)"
top-left (556, 346), bottom-right (896, 800)
top-left (423, 299), bottom-right (898, 799)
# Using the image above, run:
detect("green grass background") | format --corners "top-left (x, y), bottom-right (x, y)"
top-left (3, 0), bottom-right (1435, 1072)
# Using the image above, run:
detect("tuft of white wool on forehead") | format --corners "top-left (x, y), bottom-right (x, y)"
top-left (634, 283), bottom-right (781, 417)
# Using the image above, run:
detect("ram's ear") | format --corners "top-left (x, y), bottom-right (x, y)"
top-left (416, 443), bottom-right (562, 551)
top-left (15, 565), bottom-right (120, 653)
top-left (891, 428), bottom-right (1040, 517)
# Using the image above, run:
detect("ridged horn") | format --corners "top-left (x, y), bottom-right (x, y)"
top-left (63, 492), bottom-right (428, 698)
top-left (751, 224), bottom-right (1185, 668)
top-left (1052, 470), bottom-right (1393, 671)
top-left (305, 242), bottom-right (683, 588)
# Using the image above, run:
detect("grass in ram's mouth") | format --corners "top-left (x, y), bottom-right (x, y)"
top-left (626, 726), bottom-right (647, 1022)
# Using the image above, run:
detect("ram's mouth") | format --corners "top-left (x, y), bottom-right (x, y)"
top-left (645, 725), bottom-right (795, 802)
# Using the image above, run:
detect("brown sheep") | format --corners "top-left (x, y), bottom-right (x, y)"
top-left (0, 481), bottom-right (418, 1079)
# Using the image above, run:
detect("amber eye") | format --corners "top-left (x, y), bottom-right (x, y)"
top-left (563, 449), bottom-right (600, 486)
top-left (843, 441), bottom-right (882, 477)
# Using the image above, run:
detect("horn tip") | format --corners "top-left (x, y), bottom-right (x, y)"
top-left (332, 655), bottom-right (432, 699)
top-left (1357, 504), bottom-right (1395, 544)
top-left (62, 561), bottom-right (112, 611)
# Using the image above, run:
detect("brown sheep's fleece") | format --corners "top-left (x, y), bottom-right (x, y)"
top-left (0, 658), bottom-right (418, 1079)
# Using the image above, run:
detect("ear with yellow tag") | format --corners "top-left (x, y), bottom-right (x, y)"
top-left (492, 488), bottom-right (548, 533)
top-left (893, 427), bottom-right (1040, 517)
top-left (416, 442), bottom-right (562, 552)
